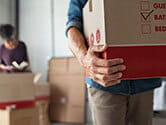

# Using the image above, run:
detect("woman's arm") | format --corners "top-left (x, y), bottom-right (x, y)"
top-left (0, 64), bottom-right (14, 71)
top-left (0, 45), bottom-right (15, 71)
top-left (21, 42), bottom-right (30, 70)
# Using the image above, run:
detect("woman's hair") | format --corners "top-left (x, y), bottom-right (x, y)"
top-left (0, 24), bottom-right (15, 39)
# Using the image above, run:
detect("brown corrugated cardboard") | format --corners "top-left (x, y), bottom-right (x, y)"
top-left (84, 0), bottom-right (166, 80)
top-left (50, 103), bottom-right (85, 124)
top-left (34, 80), bottom-right (51, 125)
top-left (49, 74), bottom-right (85, 105)
top-left (36, 101), bottom-right (50, 125)
top-left (49, 58), bottom-right (84, 73)
top-left (0, 107), bottom-right (39, 125)
top-left (34, 83), bottom-right (50, 98)
top-left (48, 57), bottom-right (86, 123)
top-left (49, 58), bottom-right (68, 73)
top-left (0, 73), bottom-right (35, 109)
top-left (68, 58), bottom-right (85, 73)
top-left (83, 0), bottom-right (166, 46)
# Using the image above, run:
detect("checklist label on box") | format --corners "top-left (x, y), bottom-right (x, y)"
top-left (140, 1), bottom-right (150, 11)
top-left (142, 24), bottom-right (151, 34)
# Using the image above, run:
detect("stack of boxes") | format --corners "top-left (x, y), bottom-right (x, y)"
top-left (0, 73), bottom-right (38, 125)
top-left (48, 57), bottom-right (86, 124)
top-left (0, 107), bottom-right (39, 125)
top-left (35, 83), bottom-right (51, 125)
top-left (0, 73), bottom-right (50, 125)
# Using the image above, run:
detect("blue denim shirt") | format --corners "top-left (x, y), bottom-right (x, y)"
top-left (66, 0), bottom-right (161, 95)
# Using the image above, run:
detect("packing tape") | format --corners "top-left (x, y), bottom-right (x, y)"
top-left (35, 96), bottom-right (50, 102)
top-left (89, 0), bottom-right (93, 12)
top-left (0, 100), bottom-right (35, 109)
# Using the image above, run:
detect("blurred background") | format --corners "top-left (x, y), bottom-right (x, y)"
top-left (0, 0), bottom-right (73, 81)
top-left (0, 0), bottom-right (166, 125)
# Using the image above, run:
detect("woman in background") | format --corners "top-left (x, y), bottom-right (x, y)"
top-left (0, 24), bottom-right (30, 72)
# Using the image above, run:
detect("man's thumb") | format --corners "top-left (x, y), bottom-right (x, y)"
top-left (91, 45), bottom-right (108, 53)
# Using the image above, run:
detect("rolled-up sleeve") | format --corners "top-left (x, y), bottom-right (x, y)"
top-left (66, 0), bottom-right (87, 36)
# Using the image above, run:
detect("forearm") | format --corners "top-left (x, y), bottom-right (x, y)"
top-left (0, 64), bottom-right (11, 70)
top-left (0, 64), bottom-right (6, 70)
top-left (68, 27), bottom-right (88, 67)
top-left (67, 27), bottom-right (125, 87)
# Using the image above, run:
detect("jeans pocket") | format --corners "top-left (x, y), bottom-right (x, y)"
top-left (88, 87), bottom-right (127, 107)
top-left (88, 87), bottom-right (109, 105)
top-left (88, 86), bottom-right (98, 97)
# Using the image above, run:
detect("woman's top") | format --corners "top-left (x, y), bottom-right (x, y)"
top-left (0, 41), bottom-right (29, 73)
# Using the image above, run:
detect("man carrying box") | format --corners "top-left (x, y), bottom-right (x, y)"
top-left (66, 0), bottom-right (162, 125)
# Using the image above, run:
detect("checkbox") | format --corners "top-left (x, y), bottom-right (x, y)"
top-left (140, 1), bottom-right (150, 11)
top-left (141, 24), bottom-right (151, 34)
top-left (141, 12), bottom-right (151, 22)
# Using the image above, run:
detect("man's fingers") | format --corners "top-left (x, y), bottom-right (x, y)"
top-left (90, 45), bottom-right (108, 53)
top-left (107, 73), bottom-right (123, 80)
top-left (90, 57), bottom-right (124, 67)
top-left (108, 58), bottom-right (124, 66)
top-left (92, 77), bottom-right (121, 87)
top-left (104, 80), bottom-right (121, 87)
top-left (89, 68), bottom-right (123, 87)
top-left (90, 65), bottom-right (126, 74)
top-left (92, 72), bottom-right (123, 82)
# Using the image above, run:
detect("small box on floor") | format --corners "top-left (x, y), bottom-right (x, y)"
top-left (0, 107), bottom-right (39, 125)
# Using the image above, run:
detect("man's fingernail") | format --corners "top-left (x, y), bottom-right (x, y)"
top-left (122, 65), bottom-right (126, 70)
top-left (103, 45), bottom-right (108, 49)
top-left (120, 59), bottom-right (124, 63)
top-left (119, 73), bottom-right (123, 77)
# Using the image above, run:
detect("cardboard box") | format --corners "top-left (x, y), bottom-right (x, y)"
top-left (0, 107), bottom-right (39, 125)
top-left (49, 57), bottom-right (84, 73)
top-left (34, 78), bottom-right (51, 125)
top-left (83, 0), bottom-right (166, 46)
top-left (34, 83), bottom-right (50, 101)
top-left (49, 103), bottom-right (85, 124)
top-left (49, 74), bottom-right (85, 105)
top-left (36, 101), bottom-right (50, 125)
top-left (0, 73), bottom-right (35, 109)
top-left (84, 0), bottom-right (166, 79)
top-left (48, 57), bottom-right (86, 123)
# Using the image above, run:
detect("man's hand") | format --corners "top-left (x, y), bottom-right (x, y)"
top-left (68, 27), bottom-right (126, 87)
top-left (82, 45), bottom-right (126, 87)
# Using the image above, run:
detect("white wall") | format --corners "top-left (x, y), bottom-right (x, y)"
top-left (19, 0), bottom-right (53, 81)
top-left (0, 0), bottom-right (11, 24)
top-left (53, 0), bottom-right (73, 57)
top-left (0, 0), bottom-right (15, 44)
top-left (10, 0), bottom-right (16, 26)
top-left (19, 0), bottom-right (73, 81)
